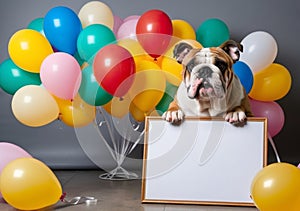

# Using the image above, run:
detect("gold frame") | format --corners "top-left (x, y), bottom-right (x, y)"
top-left (141, 117), bottom-right (268, 206)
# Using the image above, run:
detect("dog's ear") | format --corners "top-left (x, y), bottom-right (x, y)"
top-left (219, 40), bottom-right (243, 63)
top-left (173, 42), bottom-right (193, 64)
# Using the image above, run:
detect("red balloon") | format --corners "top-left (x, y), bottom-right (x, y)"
top-left (136, 9), bottom-right (173, 59)
top-left (93, 44), bottom-right (136, 97)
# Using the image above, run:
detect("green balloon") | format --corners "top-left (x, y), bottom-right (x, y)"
top-left (27, 17), bottom-right (44, 35)
top-left (79, 65), bottom-right (113, 106)
top-left (196, 18), bottom-right (230, 47)
top-left (0, 59), bottom-right (41, 95)
top-left (77, 24), bottom-right (116, 61)
top-left (156, 82), bottom-right (178, 115)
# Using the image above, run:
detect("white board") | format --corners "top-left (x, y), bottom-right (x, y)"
top-left (141, 117), bottom-right (267, 206)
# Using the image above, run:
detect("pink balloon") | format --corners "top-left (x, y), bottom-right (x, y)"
top-left (250, 99), bottom-right (285, 137)
top-left (123, 15), bottom-right (140, 22)
top-left (117, 19), bottom-right (138, 40)
top-left (113, 15), bottom-right (123, 35)
top-left (40, 52), bottom-right (82, 100)
top-left (0, 142), bottom-right (32, 198)
top-left (298, 163), bottom-right (300, 168)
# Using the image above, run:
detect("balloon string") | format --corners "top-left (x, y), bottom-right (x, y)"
top-left (60, 192), bottom-right (97, 205)
top-left (268, 133), bottom-right (281, 163)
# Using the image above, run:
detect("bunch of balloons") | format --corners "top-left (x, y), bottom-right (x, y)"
top-left (0, 142), bottom-right (62, 210)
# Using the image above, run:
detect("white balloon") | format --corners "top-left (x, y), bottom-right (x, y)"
top-left (240, 31), bottom-right (278, 73)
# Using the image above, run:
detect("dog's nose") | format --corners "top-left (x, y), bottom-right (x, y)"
top-left (198, 66), bottom-right (213, 79)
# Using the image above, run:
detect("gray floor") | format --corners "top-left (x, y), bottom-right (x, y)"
top-left (0, 170), bottom-right (258, 211)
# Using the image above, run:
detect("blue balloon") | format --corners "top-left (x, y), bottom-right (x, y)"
top-left (233, 61), bottom-right (254, 94)
top-left (44, 6), bottom-right (82, 55)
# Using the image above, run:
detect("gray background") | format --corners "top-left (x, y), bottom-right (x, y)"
top-left (0, 0), bottom-right (299, 168)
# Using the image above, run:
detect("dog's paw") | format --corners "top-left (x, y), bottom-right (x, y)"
top-left (225, 111), bottom-right (246, 125)
top-left (162, 110), bottom-right (184, 124)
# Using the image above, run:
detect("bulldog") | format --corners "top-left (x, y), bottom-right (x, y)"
top-left (163, 40), bottom-right (253, 125)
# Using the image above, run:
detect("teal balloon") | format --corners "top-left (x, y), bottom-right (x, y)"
top-left (155, 82), bottom-right (178, 115)
top-left (0, 59), bottom-right (41, 95)
top-left (27, 17), bottom-right (44, 35)
top-left (79, 65), bottom-right (113, 106)
top-left (196, 18), bottom-right (230, 47)
top-left (74, 51), bottom-right (85, 66)
top-left (77, 24), bottom-right (116, 61)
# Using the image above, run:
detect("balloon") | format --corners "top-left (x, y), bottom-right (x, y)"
top-left (44, 6), bottom-right (82, 55)
top-left (0, 142), bottom-right (32, 198)
top-left (40, 52), bottom-right (82, 100)
top-left (118, 38), bottom-right (146, 62)
top-left (232, 61), bottom-right (253, 93)
top-left (251, 162), bottom-right (300, 211)
top-left (0, 158), bottom-right (62, 210)
top-left (27, 17), bottom-right (44, 35)
top-left (249, 63), bottom-right (291, 101)
top-left (113, 15), bottom-right (124, 35)
top-left (117, 19), bottom-right (138, 40)
top-left (8, 29), bottom-right (53, 73)
top-left (172, 19), bottom-right (196, 40)
top-left (196, 18), bottom-right (229, 47)
top-left (250, 99), bottom-right (285, 137)
top-left (155, 82), bottom-right (178, 115)
top-left (11, 85), bottom-right (59, 127)
top-left (123, 15), bottom-right (140, 22)
top-left (129, 102), bottom-right (146, 122)
top-left (136, 9), bottom-right (173, 59)
top-left (102, 94), bottom-right (131, 118)
top-left (298, 163), bottom-right (300, 168)
top-left (78, 1), bottom-right (114, 29)
top-left (161, 39), bottom-right (202, 85)
top-left (0, 59), bottom-right (41, 95)
top-left (93, 44), bottom-right (136, 97)
top-left (77, 24), bottom-right (116, 62)
top-left (240, 31), bottom-right (278, 73)
top-left (129, 59), bottom-right (166, 112)
top-left (55, 94), bottom-right (96, 127)
top-left (79, 65), bottom-right (113, 106)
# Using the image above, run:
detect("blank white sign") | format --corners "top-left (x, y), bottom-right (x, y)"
top-left (141, 117), bottom-right (267, 206)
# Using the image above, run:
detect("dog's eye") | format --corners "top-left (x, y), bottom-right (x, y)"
top-left (186, 59), bottom-right (195, 72)
top-left (215, 59), bottom-right (228, 73)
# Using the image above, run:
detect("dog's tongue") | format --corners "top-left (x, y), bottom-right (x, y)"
top-left (188, 78), bottom-right (202, 98)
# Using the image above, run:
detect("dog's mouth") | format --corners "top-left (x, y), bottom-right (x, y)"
top-left (187, 78), bottom-right (225, 99)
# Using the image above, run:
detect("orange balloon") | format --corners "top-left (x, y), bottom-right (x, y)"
top-left (249, 63), bottom-right (292, 101)
top-left (129, 102), bottom-right (146, 122)
top-left (8, 29), bottom-right (53, 73)
top-left (56, 94), bottom-right (96, 127)
top-left (251, 162), bottom-right (300, 211)
top-left (0, 158), bottom-right (62, 210)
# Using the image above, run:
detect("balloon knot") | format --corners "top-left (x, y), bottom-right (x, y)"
top-left (60, 192), bottom-right (67, 202)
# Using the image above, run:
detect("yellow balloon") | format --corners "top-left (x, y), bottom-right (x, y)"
top-left (172, 19), bottom-right (196, 40)
top-left (102, 94), bottom-right (131, 118)
top-left (129, 60), bottom-right (166, 112)
top-left (0, 158), bottom-right (62, 210)
top-left (55, 94), bottom-right (96, 127)
top-left (161, 39), bottom-right (202, 85)
top-left (8, 29), bottom-right (53, 73)
top-left (118, 38), bottom-right (146, 58)
top-left (129, 102), bottom-right (146, 122)
top-left (249, 63), bottom-right (292, 101)
top-left (11, 85), bottom-right (59, 127)
top-left (251, 162), bottom-right (300, 211)
top-left (78, 1), bottom-right (114, 29)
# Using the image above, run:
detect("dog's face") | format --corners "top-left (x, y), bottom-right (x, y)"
top-left (173, 40), bottom-right (243, 101)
